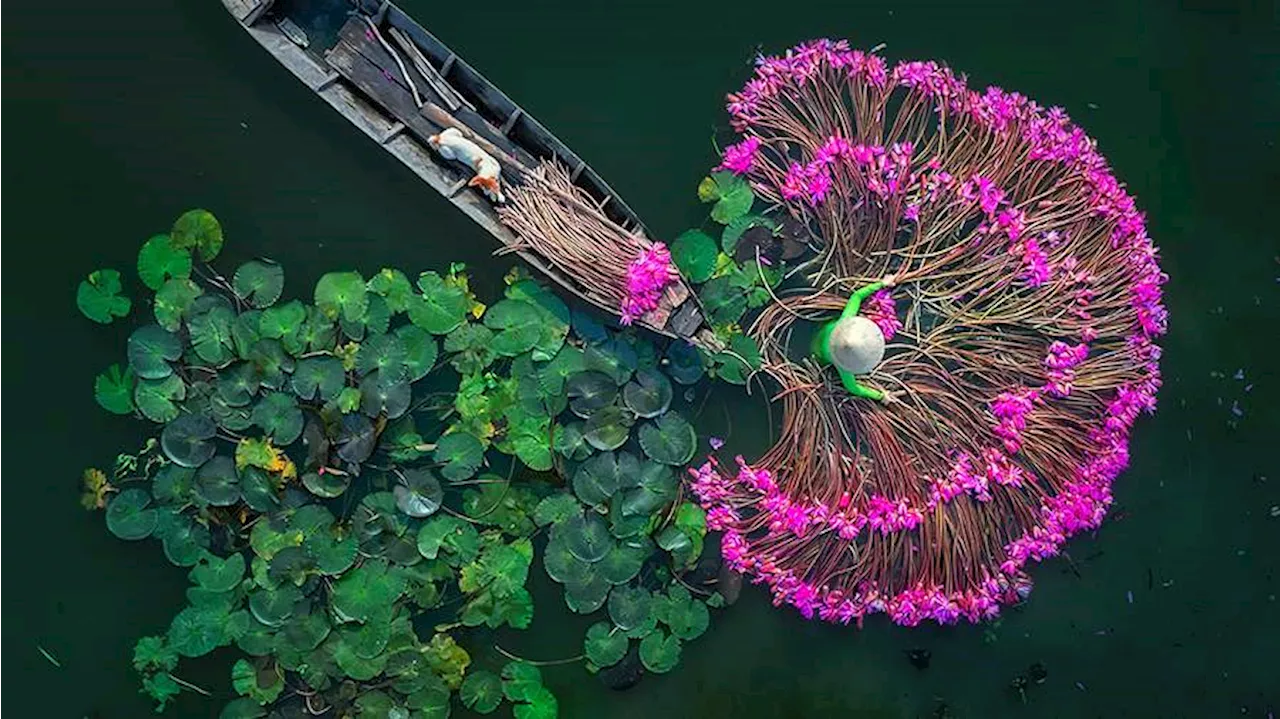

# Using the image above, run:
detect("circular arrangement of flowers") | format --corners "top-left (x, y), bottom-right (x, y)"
top-left (690, 39), bottom-right (1167, 626)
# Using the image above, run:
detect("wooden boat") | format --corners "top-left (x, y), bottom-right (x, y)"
top-left (218, 0), bottom-right (710, 343)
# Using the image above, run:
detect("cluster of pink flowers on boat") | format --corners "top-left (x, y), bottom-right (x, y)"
top-left (717, 136), bottom-right (762, 175)
top-left (619, 243), bottom-right (675, 325)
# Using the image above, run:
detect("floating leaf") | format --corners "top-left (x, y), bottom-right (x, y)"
top-left (639, 630), bottom-right (681, 673)
top-left (444, 322), bottom-right (496, 375)
top-left (153, 278), bottom-right (202, 331)
top-left (252, 392), bottom-right (303, 446)
top-left (359, 369), bottom-right (412, 419)
top-left (221, 698), bottom-right (268, 719)
top-left (249, 585), bottom-right (302, 627)
top-left (623, 368), bottom-right (673, 418)
top-left (500, 662), bottom-right (543, 703)
top-left (505, 279), bottom-right (571, 361)
top-left (394, 469), bottom-right (443, 518)
top-left (561, 512), bottom-right (612, 563)
top-left (233, 260), bottom-right (285, 308)
top-left (409, 271), bottom-right (470, 334)
top-left (664, 341), bottom-right (704, 385)
top-left (106, 488), bottom-right (157, 540)
top-left (585, 338), bottom-right (637, 385)
top-left (396, 325), bottom-right (438, 381)
top-left (608, 585), bottom-right (654, 633)
top-left (231, 658), bottom-right (284, 705)
top-left (368, 268), bottom-right (415, 313)
top-left (542, 536), bottom-right (591, 585)
top-left (566, 371), bottom-right (617, 418)
top-left (563, 572), bottom-right (611, 613)
top-left (137, 234), bottom-right (193, 290)
top-left (671, 229), bottom-right (718, 283)
top-left (258, 300), bottom-right (305, 341)
top-left (533, 493), bottom-right (580, 527)
top-left (715, 332), bottom-right (763, 385)
top-left (171, 209), bottom-right (224, 261)
top-left (599, 538), bottom-right (651, 585)
top-left (336, 413), bottom-right (377, 467)
top-left (461, 669), bottom-right (503, 714)
top-left (135, 374), bottom-right (186, 423)
top-left (291, 357), bottom-right (345, 402)
top-left (331, 558), bottom-right (406, 623)
top-left (416, 516), bottom-right (480, 565)
top-left (314, 271), bottom-right (367, 323)
top-left (168, 605), bottom-right (229, 658)
top-left (584, 405), bottom-right (632, 452)
top-left (94, 364), bottom-right (136, 415)
top-left (356, 334), bottom-right (407, 377)
top-left (539, 345), bottom-right (586, 397)
top-left (708, 172), bottom-right (755, 224)
top-left (128, 325), bottom-right (182, 379)
top-left (584, 622), bottom-right (628, 668)
top-left (573, 451), bottom-right (639, 506)
top-left (133, 636), bottom-right (179, 673)
top-left (552, 421), bottom-right (591, 461)
top-left (303, 470), bottom-right (350, 499)
top-left (189, 303), bottom-right (237, 365)
top-left (161, 413), bottom-right (217, 467)
top-left (194, 455), bottom-right (241, 506)
top-left (513, 685), bottom-right (557, 719)
top-left (639, 413), bottom-right (696, 465)
top-left (435, 431), bottom-right (484, 481)
top-left (156, 508), bottom-right (211, 566)
top-left (483, 299), bottom-right (541, 357)
top-left (191, 551), bottom-right (246, 593)
top-left (76, 268), bottom-right (133, 324)
top-left (663, 589), bottom-right (710, 640)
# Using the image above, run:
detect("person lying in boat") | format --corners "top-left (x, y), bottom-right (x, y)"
top-left (812, 274), bottom-right (901, 403)
top-left (427, 127), bottom-right (506, 203)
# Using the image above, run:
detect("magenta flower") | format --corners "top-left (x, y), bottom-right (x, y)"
top-left (717, 136), bottom-right (762, 175)
top-left (619, 242), bottom-right (675, 325)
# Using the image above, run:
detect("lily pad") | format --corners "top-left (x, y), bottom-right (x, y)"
top-left (161, 413), bottom-right (217, 467)
top-left (106, 488), bottom-right (157, 540)
top-left (599, 538), bottom-right (651, 585)
top-left (258, 300), bottom-right (306, 341)
top-left (584, 622), bottom-right (628, 668)
top-left (408, 271), bottom-right (469, 334)
top-left (539, 345), bottom-right (586, 397)
top-left (77, 268), bottom-right (132, 324)
top-left (585, 338), bottom-right (637, 385)
top-left (168, 605), bottom-right (228, 658)
top-left (396, 325), bottom-right (438, 381)
top-left (94, 364), bottom-right (136, 415)
top-left (135, 374), bottom-right (186, 423)
top-left (563, 572), bottom-right (611, 614)
top-left (291, 357), bottom-right (345, 402)
top-left (302, 470), bottom-right (350, 499)
top-left (435, 431), bottom-right (484, 481)
top-left (533, 493), bottom-right (579, 527)
top-left (156, 508), bottom-right (211, 566)
top-left (671, 229), bottom-right (718, 283)
top-left (416, 516), bottom-right (480, 565)
top-left (336, 413), bottom-right (377, 467)
top-left (191, 551), bottom-right (246, 593)
top-left (663, 590), bottom-right (710, 640)
top-left (252, 392), bottom-right (304, 446)
top-left (444, 322), bottom-right (496, 375)
top-left (249, 339), bottom-right (295, 390)
top-left (359, 369), bottom-right (411, 419)
top-left (561, 512), bottom-right (612, 563)
top-left (231, 658), bottom-right (284, 705)
top-left (552, 421), bottom-right (591, 461)
top-left (194, 455), bottom-right (241, 506)
top-left (501, 662), bottom-right (543, 703)
top-left (623, 368), bottom-right (673, 418)
top-left (249, 585), bottom-right (302, 627)
top-left (233, 260), bottom-right (285, 308)
top-left (394, 469), bottom-right (443, 518)
top-left (154, 278), bottom-right (203, 331)
top-left (664, 341), bottom-right (704, 385)
top-left (542, 537), bottom-right (591, 585)
top-left (504, 279), bottom-right (571, 361)
top-left (584, 405), bottom-right (632, 452)
top-left (461, 670), bottom-right (503, 714)
top-left (573, 451), bottom-right (639, 506)
top-left (137, 234), bottom-right (193, 290)
top-left (639, 413), bottom-right (696, 465)
top-left (715, 332), bottom-right (763, 385)
top-left (171, 209), bottom-right (224, 261)
top-left (240, 467), bottom-right (280, 512)
top-left (638, 630), bottom-right (681, 673)
top-left (566, 371), bottom-right (617, 418)
top-left (368, 268), bottom-right (415, 313)
top-left (314, 271), bottom-right (368, 323)
top-left (608, 585), bottom-right (654, 633)
top-left (189, 303), bottom-right (237, 365)
top-left (215, 362), bottom-right (259, 407)
top-left (513, 686), bottom-right (557, 719)
top-left (128, 325), bottom-right (182, 379)
top-left (482, 299), bottom-right (541, 357)
top-left (331, 558), bottom-right (406, 623)
top-left (707, 172), bottom-right (755, 224)
top-left (356, 334), bottom-right (407, 377)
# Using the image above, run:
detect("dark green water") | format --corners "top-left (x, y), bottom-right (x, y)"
top-left (5, 1), bottom-right (1278, 716)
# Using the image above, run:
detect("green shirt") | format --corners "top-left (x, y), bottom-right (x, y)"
top-left (812, 281), bottom-right (885, 400)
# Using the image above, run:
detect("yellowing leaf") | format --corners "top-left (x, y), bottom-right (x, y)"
top-left (79, 467), bottom-right (113, 510)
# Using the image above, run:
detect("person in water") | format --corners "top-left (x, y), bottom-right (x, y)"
top-left (812, 274), bottom-right (898, 402)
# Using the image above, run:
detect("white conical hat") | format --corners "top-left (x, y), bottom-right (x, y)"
top-left (827, 316), bottom-right (885, 375)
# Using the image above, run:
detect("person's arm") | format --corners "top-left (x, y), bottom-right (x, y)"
top-left (838, 368), bottom-right (885, 401)
top-left (841, 280), bottom-right (884, 319)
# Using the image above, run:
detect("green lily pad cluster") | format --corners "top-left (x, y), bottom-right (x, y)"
top-left (80, 210), bottom-right (740, 715)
